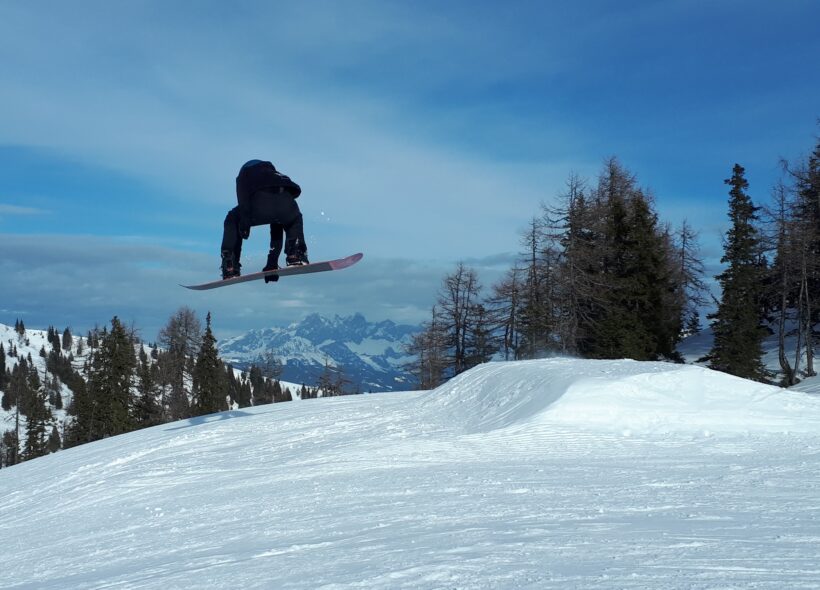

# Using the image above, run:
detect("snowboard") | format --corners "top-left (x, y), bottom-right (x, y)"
top-left (182, 252), bottom-right (363, 290)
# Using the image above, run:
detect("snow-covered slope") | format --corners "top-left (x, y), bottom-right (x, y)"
top-left (3, 358), bottom-right (820, 589)
top-left (218, 313), bottom-right (418, 391)
top-left (419, 358), bottom-right (819, 435)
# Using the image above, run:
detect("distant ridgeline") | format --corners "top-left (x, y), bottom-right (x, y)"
top-left (218, 313), bottom-right (419, 393)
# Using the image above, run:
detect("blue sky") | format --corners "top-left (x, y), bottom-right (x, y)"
top-left (1, 0), bottom-right (818, 339)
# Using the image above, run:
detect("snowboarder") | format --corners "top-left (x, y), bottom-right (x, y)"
top-left (220, 160), bottom-right (309, 280)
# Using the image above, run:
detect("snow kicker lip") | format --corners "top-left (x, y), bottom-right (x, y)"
top-left (418, 358), bottom-right (820, 435)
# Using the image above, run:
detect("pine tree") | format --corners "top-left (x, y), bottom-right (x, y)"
top-left (437, 263), bottom-right (484, 376)
top-left (517, 217), bottom-right (552, 357)
top-left (47, 425), bottom-right (62, 454)
top-left (543, 173), bottom-right (597, 355)
top-left (133, 347), bottom-right (162, 427)
top-left (675, 220), bottom-right (708, 338)
top-left (191, 313), bottom-right (226, 415)
top-left (316, 358), bottom-right (336, 397)
top-left (485, 267), bottom-right (524, 360)
top-left (272, 380), bottom-right (292, 403)
top-left (0, 343), bottom-right (6, 390)
top-left (158, 307), bottom-right (201, 421)
top-left (62, 327), bottom-right (73, 352)
top-left (23, 388), bottom-right (51, 461)
top-left (404, 305), bottom-right (449, 389)
top-left (1, 430), bottom-right (19, 467)
top-left (788, 137), bottom-right (820, 376)
top-left (708, 164), bottom-right (768, 381)
top-left (86, 317), bottom-right (138, 440)
top-left (464, 303), bottom-right (497, 367)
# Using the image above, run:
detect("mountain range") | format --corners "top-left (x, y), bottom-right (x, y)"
top-left (217, 313), bottom-right (419, 392)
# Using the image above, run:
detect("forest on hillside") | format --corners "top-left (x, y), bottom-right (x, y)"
top-left (0, 309), bottom-right (336, 468)
top-left (406, 134), bottom-right (819, 389)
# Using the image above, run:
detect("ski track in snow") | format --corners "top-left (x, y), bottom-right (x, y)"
top-left (2, 359), bottom-right (820, 589)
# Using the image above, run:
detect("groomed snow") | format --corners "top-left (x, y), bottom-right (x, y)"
top-left (2, 358), bottom-right (820, 589)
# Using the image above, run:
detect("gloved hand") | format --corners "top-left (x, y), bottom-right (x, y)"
top-left (264, 273), bottom-right (279, 283)
top-left (240, 224), bottom-right (251, 239)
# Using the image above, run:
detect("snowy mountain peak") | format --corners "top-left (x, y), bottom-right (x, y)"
top-left (218, 313), bottom-right (418, 391)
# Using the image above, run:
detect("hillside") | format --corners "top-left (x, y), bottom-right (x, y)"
top-left (2, 358), bottom-right (820, 589)
top-left (0, 321), bottom-right (302, 465)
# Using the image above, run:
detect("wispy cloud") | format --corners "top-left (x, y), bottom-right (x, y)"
top-left (0, 233), bottom-right (457, 339)
top-left (0, 204), bottom-right (49, 216)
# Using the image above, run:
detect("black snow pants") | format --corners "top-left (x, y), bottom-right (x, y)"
top-left (221, 189), bottom-right (307, 265)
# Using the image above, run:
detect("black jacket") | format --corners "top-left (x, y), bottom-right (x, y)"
top-left (236, 160), bottom-right (301, 228)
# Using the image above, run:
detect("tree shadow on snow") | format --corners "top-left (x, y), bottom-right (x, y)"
top-left (164, 410), bottom-right (257, 431)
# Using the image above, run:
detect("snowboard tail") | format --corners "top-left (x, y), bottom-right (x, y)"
top-left (182, 253), bottom-right (363, 290)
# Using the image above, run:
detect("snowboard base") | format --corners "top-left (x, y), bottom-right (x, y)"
top-left (182, 253), bottom-right (363, 290)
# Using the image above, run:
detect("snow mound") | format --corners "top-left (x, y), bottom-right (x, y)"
top-left (420, 358), bottom-right (820, 435)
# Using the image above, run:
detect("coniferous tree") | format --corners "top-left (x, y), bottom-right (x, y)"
top-left (272, 380), bottom-right (292, 402)
top-left (240, 379), bottom-right (253, 404)
top-left (46, 374), bottom-right (63, 410)
top-left (47, 425), bottom-right (62, 454)
top-left (133, 347), bottom-right (162, 427)
top-left (86, 317), bottom-right (137, 440)
top-left (2, 430), bottom-right (19, 467)
top-left (708, 164), bottom-right (768, 381)
top-left (158, 307), bottom-right (201, 421)
top-left (249, 365), bottom-right (271, 405)
top-left (191, 313), bottom-right (226, 415)
top-left (788, 138), bottom-right (820, 376)
top-left (3, 362), bottom-right (28, 411)
top-left (517, 217), bottom-right (552, 357)
top-left (766, 137), bottom-right (820, 384)
top-left (62, 327), bottom-right (73, 352)
top-left (769, 180), bottom-right (799, 385)
top-left (464, 303), bottom-right (497, 367)
top-left (485, 266), bottom-right (524, 360)
top-left (545, 173), bottom-right (597, 355)
top-left (405, 305), bottom-right (449, 389)
top-left (23, 388), bottom-right (51, 461)
top-left (675, 220), bottom-right (708, 337)
top-left (316, 358), bottom-right (337, 396)
top-left (0, 343), bottom-right (6, 390)
top-left (438, 263), bottom-right (483, 376)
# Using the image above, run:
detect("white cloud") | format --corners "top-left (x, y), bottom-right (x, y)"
top-left (0, 1), bottom-right (593, 262)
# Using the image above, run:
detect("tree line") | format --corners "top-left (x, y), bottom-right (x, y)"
top-left (0, 308), bottom-right (306, 468)
top-left (407, 134), bottom-right (819, 389)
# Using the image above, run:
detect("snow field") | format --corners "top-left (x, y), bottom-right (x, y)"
top-left (1, 358), bottom-right (820, 589)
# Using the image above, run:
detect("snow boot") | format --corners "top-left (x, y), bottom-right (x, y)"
top-left (221, 250), bottom-right (241, 279)
top-left (263, 249), bottom-right (280, 283)
top-left (285, 238), bottom-right (309, 266)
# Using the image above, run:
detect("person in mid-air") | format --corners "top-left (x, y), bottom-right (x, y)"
top-left (221, 159), bottom-right (309, 280)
